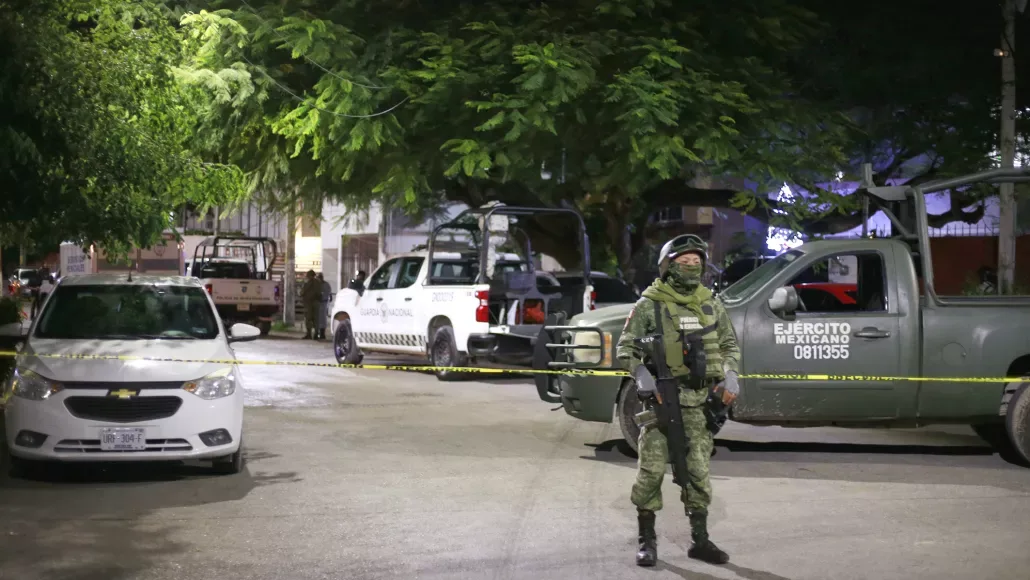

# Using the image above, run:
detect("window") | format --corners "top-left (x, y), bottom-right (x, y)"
top-left (787, 252), bottom-right (886, 313)
top-left (591, 276), bottom-right (640, 304)
top-left (367, 259), bottom-right (400, 291)
top-left (652, 206), bottom-right (685, 223)
top-left (427, 259), bottom-right (528, 285)
top-left (720, 250), bottom-right (804, 304)
top-left (199, 261), bottom-right (253, 279)
top-left (395, 257), bottom-right (424, 289)
top-left (35, 284), bottom-right (219, 340)
top-left (430, 260), bottom-right (476, 285)
top-left (721, 257), bottom-right (765, 287)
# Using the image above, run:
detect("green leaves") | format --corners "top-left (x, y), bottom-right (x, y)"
top-left (0, 0), bottom-right (246, 250)
top-left (177, 0), bottom-right (858, 268)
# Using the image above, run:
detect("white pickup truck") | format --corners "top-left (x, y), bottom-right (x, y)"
top-left (329, 204), bottom-right (596, 379)
top-left (191, 237), bottom-right (281, 336)
top-left (197, 260), bottom-right (280, 335)
top-left (330, 251), bottom-right (594, 379)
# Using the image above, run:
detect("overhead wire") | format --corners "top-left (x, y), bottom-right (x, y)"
top-left (238, 52), bottom-right (409, 119)
top-left (237, 0), bottom-right (391, 91)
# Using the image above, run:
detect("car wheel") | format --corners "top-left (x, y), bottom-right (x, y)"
top-left (617, 379), bottom-right (642, 454)
top-left (212, 439), bottom-right (244, 475)
top-left (258, 321), bottom-right (272, 336)
top-left (429, 325), bottom-right (467, 381)
top-left (333, 319), bottom-right (362, 365)
top-left (1005, 382), bottom-right (1030, 466)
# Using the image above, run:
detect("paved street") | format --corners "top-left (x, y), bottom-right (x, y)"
top-left (1, 335), bottom-right (1029, 580)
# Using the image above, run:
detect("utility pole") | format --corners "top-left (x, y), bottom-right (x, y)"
top-left (998, 0), bottom-right (1025, 294)
top-left (283, 195), bottom-right (297, 326)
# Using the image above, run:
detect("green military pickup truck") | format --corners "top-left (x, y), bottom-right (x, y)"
top-left (533, 168), bottom-right (1030, 465)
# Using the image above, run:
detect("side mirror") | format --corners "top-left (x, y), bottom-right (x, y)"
top-left (228, 323), bottom-right (261, 343)
top-left (767, 286), bottom-right (799, 315)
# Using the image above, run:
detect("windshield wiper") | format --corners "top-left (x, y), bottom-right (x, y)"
top-left (134, 334), bottom-right (198, 340)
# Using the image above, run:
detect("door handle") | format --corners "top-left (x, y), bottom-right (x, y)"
top-left (404, 297), bottom-right (412, 301)
top-left (376, 297), bottom-right (384, 302)
top-left (853, 327), bottom-right (890, 339)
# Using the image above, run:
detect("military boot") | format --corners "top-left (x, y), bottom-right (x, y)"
top-left (687, 509), bottom-right (729, 565)
top-left (635, 509), bottom-right (657, 567)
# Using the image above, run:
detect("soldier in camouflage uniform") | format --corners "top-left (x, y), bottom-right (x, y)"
top-left (616, 234), bottom-right (741, 567)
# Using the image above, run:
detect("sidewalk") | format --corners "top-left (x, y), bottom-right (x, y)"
top-left (267, 322), bottom-right (326, 340)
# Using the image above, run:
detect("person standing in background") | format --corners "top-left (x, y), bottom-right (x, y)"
top-left (31, 268), bottom-right (54, 321)
top-left (348, 270), bottom-right (367, 295)
top-left (316, 272), bottom-right (331, 340)
top-left (301, 270), bottom-right (320, 340)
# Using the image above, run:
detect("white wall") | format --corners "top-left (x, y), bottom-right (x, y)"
top-left (321, 202), bottom-right (385, 292)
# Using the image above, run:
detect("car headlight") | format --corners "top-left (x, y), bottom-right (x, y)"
top-left (11, 369), bottom-right (64, 401)
top-left (182, 367), bottom-right (237, 400)
top-left (571, 330), bottom-right (613, 367)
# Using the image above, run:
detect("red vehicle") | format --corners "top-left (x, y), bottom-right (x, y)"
top-left (791, 282), bottom-right (858, 312)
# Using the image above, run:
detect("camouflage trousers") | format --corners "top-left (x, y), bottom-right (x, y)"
top-left (630, 404), bottom-right (713, 512)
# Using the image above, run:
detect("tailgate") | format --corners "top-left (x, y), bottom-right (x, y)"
top-left (207, 279), bottom-right (278, 306)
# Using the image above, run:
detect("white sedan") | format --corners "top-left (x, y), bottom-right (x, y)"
top-left (0, 273), bottom-right (258, 477)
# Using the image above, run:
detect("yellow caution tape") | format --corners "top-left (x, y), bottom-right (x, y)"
top-left (0, 351), bottom-right (1025, 382)
top-left (0, 350), bottom-right (626, 377)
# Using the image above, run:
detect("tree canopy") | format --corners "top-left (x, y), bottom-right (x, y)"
top-left (4, 0), bottom-right (1023, 273)
top-left (179, 0), bottom-right (851, 275)
top-left (0, 0), bottom-right (245, 253)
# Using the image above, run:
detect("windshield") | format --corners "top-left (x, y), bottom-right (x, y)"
top-left (719, 249), bottom-right (804, 304)
top-left (34, 284), bottom-right (220, 340)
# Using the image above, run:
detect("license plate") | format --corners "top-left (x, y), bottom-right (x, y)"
top-left (100, 428), bottom-right (147, 451)
top-left (238, 303), bottom-right (250, 311)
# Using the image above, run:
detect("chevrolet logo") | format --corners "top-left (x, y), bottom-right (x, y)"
top-left (107, 389), bottom-right (138, 399)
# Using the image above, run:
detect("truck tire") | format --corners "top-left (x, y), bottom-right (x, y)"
top-left (617, 379), bottom-right (642, 454)
top-left (429, 325), bottom-right (468, 381)
top-left (333, 319), bottom-right (362, 365)
top-left (258, 321), bottom-right (272, 336)
top-left (1005, 382), bottom-right (1030, 466)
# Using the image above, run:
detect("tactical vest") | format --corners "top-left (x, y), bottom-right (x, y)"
top-left (655, 296), bottom-right (722, 383)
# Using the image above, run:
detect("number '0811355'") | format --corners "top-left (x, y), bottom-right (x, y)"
top-left (794, 344), bottom-right (849, 360)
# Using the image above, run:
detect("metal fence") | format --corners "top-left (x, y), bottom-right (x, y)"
top-left (927, 222), bottom-right (1030, 238)
top-left (830, 223), bottom-right (1030, 239)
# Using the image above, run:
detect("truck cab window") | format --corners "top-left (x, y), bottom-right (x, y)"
top-left (788, 252), bottom-right (887, 313)
top-left (368, 259), bottom-right (400, 291)
top-left (395, 258), bottom-right (424, 289)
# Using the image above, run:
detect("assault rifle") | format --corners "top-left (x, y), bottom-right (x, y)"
top-left (632, 301), bottom-right (690, 488)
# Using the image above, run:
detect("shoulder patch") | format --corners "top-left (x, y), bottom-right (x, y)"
top-left (701, 304), bottom-right (714, 316)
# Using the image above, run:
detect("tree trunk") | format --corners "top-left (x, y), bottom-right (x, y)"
top-left (999, 0), bottom-right (1018, 295)
top-left (283, 200), bottom-right (297, 326)
top-left (604, 203), bottom-right (634, 282)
